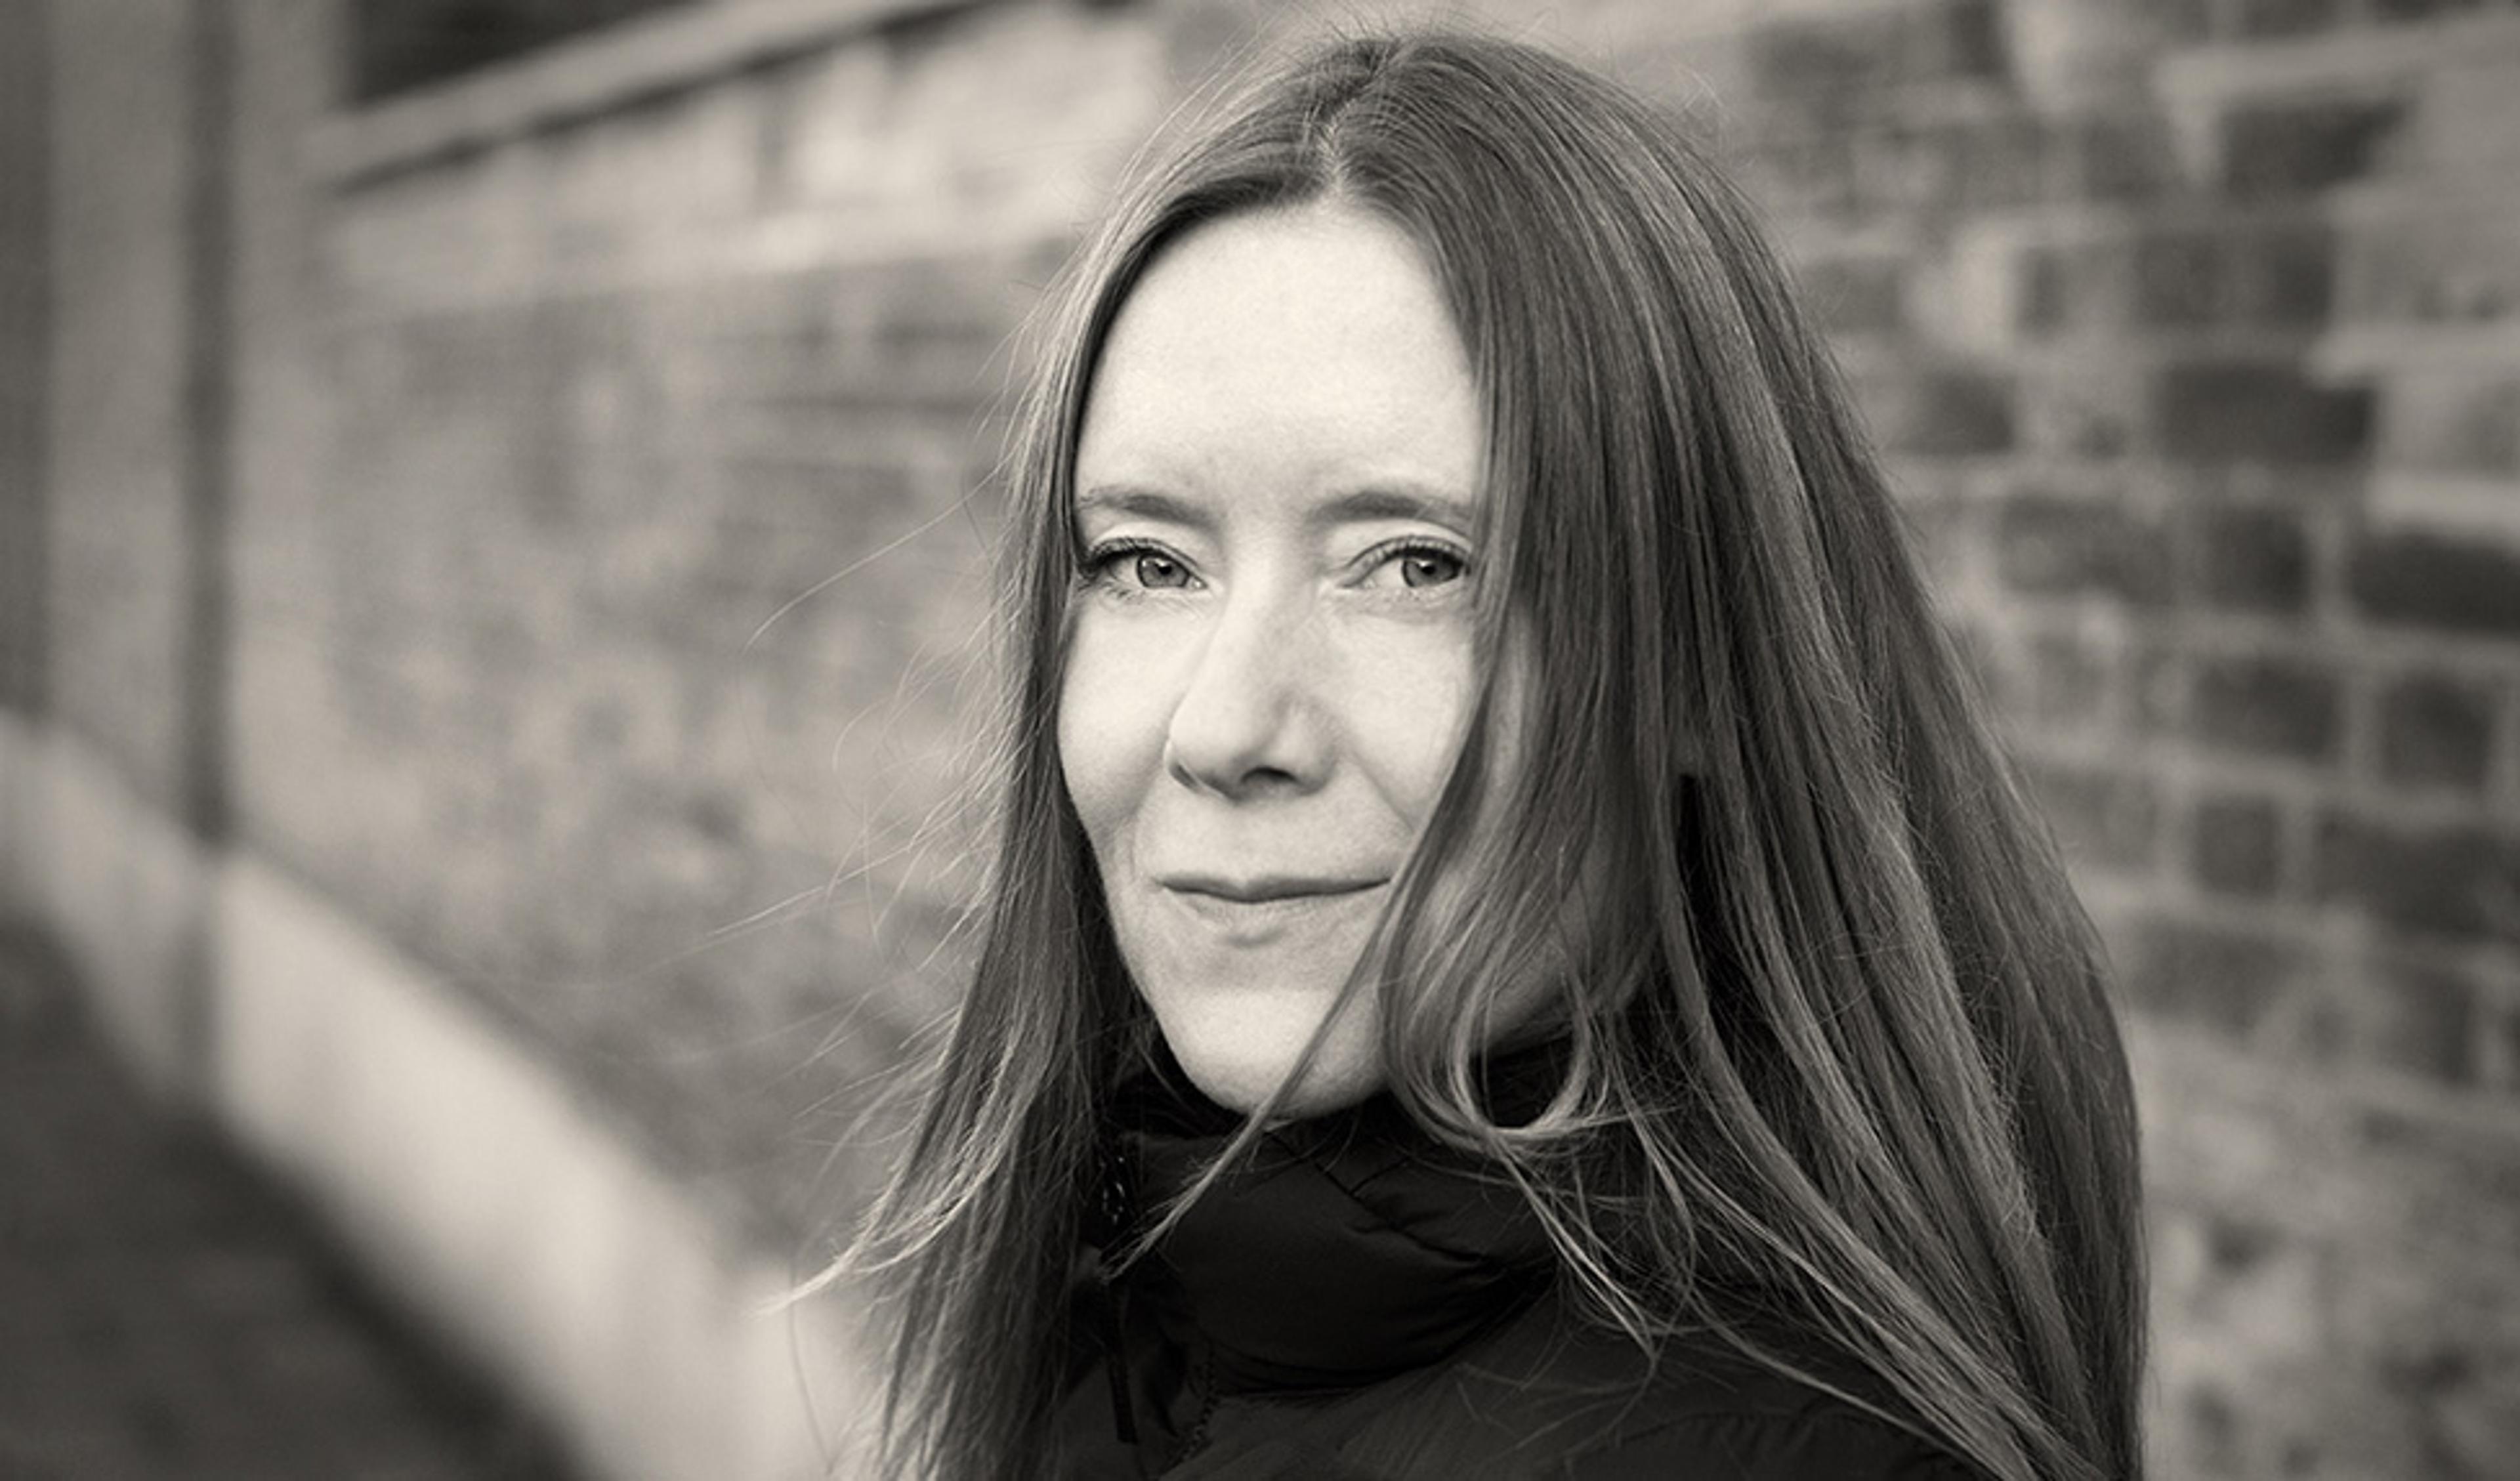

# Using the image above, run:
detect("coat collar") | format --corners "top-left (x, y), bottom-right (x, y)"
top-left (1106, 1051), bottom-right (1560, 1395)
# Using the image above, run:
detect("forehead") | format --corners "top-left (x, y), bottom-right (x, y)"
top-left (1075, 204), bottom-right (1483, 507)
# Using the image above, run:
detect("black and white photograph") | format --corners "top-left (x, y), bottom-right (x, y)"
top-left (2, 1), bottom-right (2517, 1477)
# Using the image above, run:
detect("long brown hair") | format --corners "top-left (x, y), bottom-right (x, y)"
top-left (849, 29), bottom-right (2144, 1481)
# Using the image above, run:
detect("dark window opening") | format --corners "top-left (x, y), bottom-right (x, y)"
top-left (352, 0), bottom-right (701, 103)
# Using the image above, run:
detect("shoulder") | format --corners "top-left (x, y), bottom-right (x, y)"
top-left (1556, 1407), bottom-right (1979, 1480)
top-left (1440, 1297), bottom-right (1982, 1481)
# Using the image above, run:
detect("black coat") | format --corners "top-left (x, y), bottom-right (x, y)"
top-left (1051, 1067), bottom-right (1979, 1480)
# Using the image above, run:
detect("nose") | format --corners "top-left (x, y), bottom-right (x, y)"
top-left (1163, 591), bottom-right (1329, 801)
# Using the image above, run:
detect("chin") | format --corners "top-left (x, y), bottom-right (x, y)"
top-left (1154, 996), bottom-right (1387, 1121)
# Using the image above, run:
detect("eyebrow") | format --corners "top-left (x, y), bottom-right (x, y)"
top-left (1315, 485), bottom-right (1478, 534)
top-left (1072, 485), bottom-right (1211, 528)
top-left (1072, 482), bottom-right (1478, 534)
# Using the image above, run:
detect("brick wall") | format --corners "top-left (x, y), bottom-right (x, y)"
top-left (44, 0), bottom-right (2520, 1474)
top-left (1606, 2), bottom-right (2520, 1473)
top-left (1660, 2), bottom-right (2520, 1473)
top-left (238, 0), bottom-right (1169, 1238)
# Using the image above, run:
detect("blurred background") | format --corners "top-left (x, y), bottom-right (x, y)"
top-left (2, 0), bottom-right (2517, 1476)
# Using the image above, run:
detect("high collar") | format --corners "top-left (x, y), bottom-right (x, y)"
top-left (1105, 1053), bottom-right (1559, 1395)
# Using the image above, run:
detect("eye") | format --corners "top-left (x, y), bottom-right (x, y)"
top-left (1360, 540), bottom-right (1470, 591)
top-left (1396, 549), bottom-right (1466, 589)
top-left (1131, 551), bottom-right (1194, 589)
top-left (1082, 539), bottom-right (1201, 593)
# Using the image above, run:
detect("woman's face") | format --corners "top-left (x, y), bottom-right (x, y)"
top-left (1059, 203), bottom-right (1486, 1117)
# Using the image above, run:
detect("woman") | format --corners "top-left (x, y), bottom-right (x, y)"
top-left (850, 28), bottom-right (2145, 1481)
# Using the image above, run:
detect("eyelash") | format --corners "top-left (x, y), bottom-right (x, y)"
top-left (1076, 537), bottom-right (1475, 593)
top-left (1078, 539), bottom-right (1195, 593)
top-left (1356, 537), bottom-right (1472, 589)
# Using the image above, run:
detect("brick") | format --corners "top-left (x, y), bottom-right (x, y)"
top-left (1861, 365), bottom-right (2015, 455)
top-left (2193, 792), bottom-right (2287, 897)
top-left (2191, 652), bottom-right (2343, 761)
top-left (2025, 758), bottom-right (2159, 871)
top-left (1741, 134), bottom-right (1860, 215)
top-left (2334, 233), bottom-right (2444, 325)
top-left (2118, 915), bottom-right (2307, 1036)
top-left (1901, 0), bottom-right (2008, 81)
top-left (2021, 630), bottom-right (2116, 726)
top-left (1995, 494), bottom-right (2170, 605)
top-left (1850, 125), bottom-right (1946, 214)
top-left (2309, 957), bottom-right (2479, 1083)
top-left (2131, 641), bottom-right (2185, 733)
top-left (2376, 673), bottom-right (2498, 791)
top-left (2348, 532), bottom-right (2520, 638)
top-left (1797, 255), bottom-right (1906, 336)
top-left (2201, 1211), bottom-right (2284, 1276)
top-left (2132, 231), bottom-right (2223, 326)
top-left (2315, 809), bottom-right (2520, 942)
top-left (1852, 118), bottom-right (2047, 216)
top-left (2135, 0), bottom-right (2216, 42)
top-left (2233, 0), bottom-right (2345, 37)
top-left (2177, 1385), bottom-right (2244, 1475)
top-left (2015, 245), bottom-right (2070, 335)
top-left (2229, 222), bottom-right (2334, 328)
top-left (2057, 114), bottom-right (2175, 202)
top-left (2021, 367), bottom-right (2141, 459)
top-left (2222, 96), bottom-right (2406, 199)
top-left (2183, 503), bottom-right (2311, 614)
top-left (1746, 15), bottom-right (1899, 127)
top-left (2013, 240), bottom-right (2125, 333)
top-left (2372, 0), bottom-right (2485, 19)
top-left (2155, 361), bottom-right (2373, 466)
top-left (2385, 378), bottom-right (2520, 477)
top-left (1949, 116), bottom-right (2053, 209)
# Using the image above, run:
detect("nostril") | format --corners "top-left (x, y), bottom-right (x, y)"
top-left (1163, 725), bottom-right (1316, 800)
top-left (1160, 602), bottom-right (1330, 799)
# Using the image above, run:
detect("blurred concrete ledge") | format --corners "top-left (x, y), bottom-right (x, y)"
top-left (0, 711), bottom-right (210, 1101)
top-left (0, 710), bottom-right (879, 1481)
top-left (308, 0), bottom-right (982, 188)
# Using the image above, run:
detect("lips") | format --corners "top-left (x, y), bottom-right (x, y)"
top-left (1153, 873), bottom-right (1391, 940)
top-left (1157, 873), bottom-right (1388, 904)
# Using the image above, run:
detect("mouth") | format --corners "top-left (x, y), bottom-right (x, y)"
top-left (1158, 873), bottom-right (1389, 905)
top-left (1154, 874), bottom-right (1391, 936)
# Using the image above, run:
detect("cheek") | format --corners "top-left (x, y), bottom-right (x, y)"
top-left (1056, 619), bottom-right (1166, 848)
top-left (1353, 694), bottom-right (1461, 828)
top-left (1343, 632), bottom-right (1481, 829)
